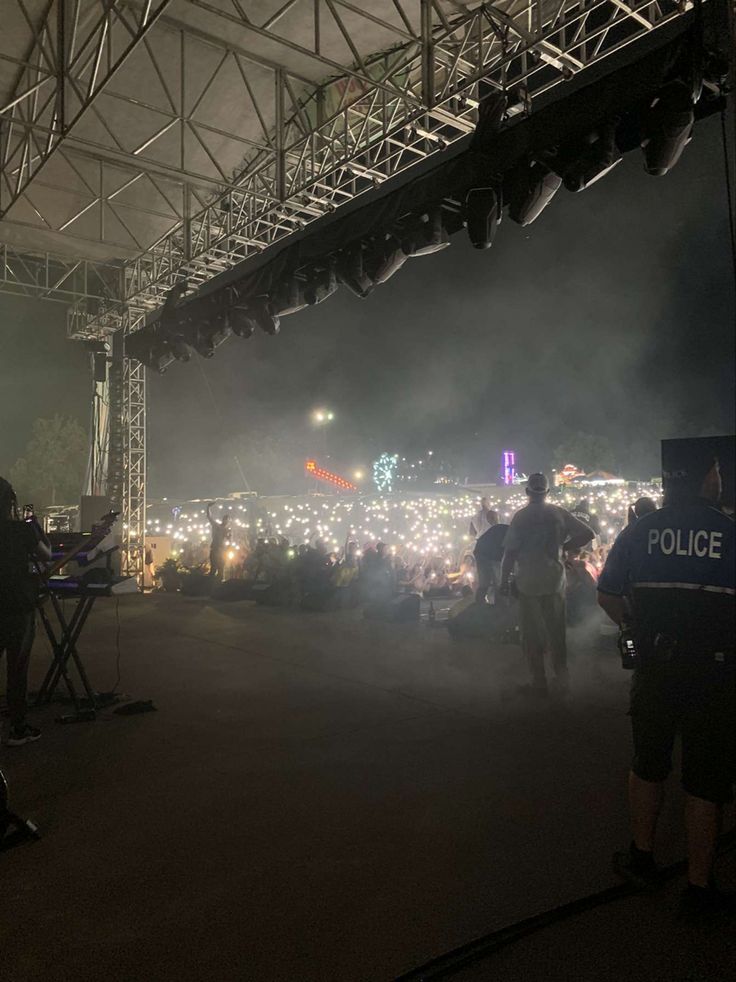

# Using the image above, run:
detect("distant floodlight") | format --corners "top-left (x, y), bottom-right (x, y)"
top-left (465, 187), bottom-right (501, 249)
top-left (561, 122), bottom-right (622, 192)
top-left (402, 208), bottom-right (450, 256)
top-left (508, 160), bottom-right (562, 226)
top-left (641, 80), bottom-right (695, 177)
top-left (369, 233), bottom-right (409, 284)
top-left (336, 242), bottom-right (374, 299)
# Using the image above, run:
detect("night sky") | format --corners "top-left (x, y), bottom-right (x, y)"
top-left (1, 113), bottom-right (734, 498)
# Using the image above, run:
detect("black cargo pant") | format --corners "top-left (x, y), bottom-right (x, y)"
top-left (0, 608), bottom-right (35, 726)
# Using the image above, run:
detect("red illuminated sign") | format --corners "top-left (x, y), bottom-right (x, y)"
top-left (305, 459), bottom-right (357, 491)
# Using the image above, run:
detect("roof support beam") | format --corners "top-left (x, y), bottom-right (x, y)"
top-left (0, 0), bottom-right (173, 219)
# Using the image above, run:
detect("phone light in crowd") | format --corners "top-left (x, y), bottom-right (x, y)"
top-left (305, 459), bottom-right (357, 491)
top-left (502, 450), bottom-right (516, 486)
top-left (312, 408), bottom-right (335, 425)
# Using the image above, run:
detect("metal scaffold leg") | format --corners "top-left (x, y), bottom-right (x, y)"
top-left (109, 316), bottom-right (146, 583)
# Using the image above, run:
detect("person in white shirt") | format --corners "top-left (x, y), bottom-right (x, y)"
top-left (469, 497), bottom-right (494, 539)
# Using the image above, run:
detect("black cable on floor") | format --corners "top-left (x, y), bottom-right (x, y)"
top-left (394, 829), bottom-right (736, 981)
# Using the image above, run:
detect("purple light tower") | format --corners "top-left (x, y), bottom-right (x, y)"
top-left (502, 450), bottom-right (516, 486)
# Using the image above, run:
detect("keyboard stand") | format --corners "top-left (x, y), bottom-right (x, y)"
top-left (35, 591), bottom-right (99, 721)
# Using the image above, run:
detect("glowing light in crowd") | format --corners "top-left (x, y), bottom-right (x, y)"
top-left (502, 450), bottom-right (516, 486)
top-left (305, 459), bottom-right (357, 491)
top-left (312, 408), bottom-right (335, 424)
top-left (146, 482), bottom-right (660, 576)
top-left (373, 453), bottom-right (399, 492)
top-left (559, 463), bottom-right (584, 484)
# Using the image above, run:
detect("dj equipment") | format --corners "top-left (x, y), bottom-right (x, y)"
top-left (35, 512), bottom-right (126, 722)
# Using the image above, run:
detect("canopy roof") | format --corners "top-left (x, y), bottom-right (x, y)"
top-left (0, 0), bottom-right (697, 323)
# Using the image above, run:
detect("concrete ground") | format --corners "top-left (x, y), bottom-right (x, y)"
top-left (1, 595), bottom-right (733, 982)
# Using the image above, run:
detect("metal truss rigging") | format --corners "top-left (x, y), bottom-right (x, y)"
top-left (0, 241), bottom-right (121, 302)
top-left (0, 0), bottom-right (705, 582)
top-left (0, 1), bottom-right (697, 337)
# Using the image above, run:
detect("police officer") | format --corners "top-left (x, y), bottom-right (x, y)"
top-left (597, 452), bottom-right (735, 916)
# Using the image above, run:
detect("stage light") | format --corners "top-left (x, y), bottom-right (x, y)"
top-left (190, 309), bottom-right (231, 359)
top-left (561, 122), bottom-right (621, 192)
top-left (465, 187), bottom-right (501, 249)
top-left (470, 91), bottom-right (507, 153)
top-left (273, 278), bottom-right (307, 316)
top-left (508, 160), bottom-right (562, 226)
top-left (150, 281), bottom-right (192, 362)
top-left (236, 296), bottom-right (279, 335)
top-left (304, 261), bottom-right (338, 305)
top-left (125, 330), bottom-right (175, 373)
top-left (641, 80), bottom-right (695, 177)
top-left (229, 306), bottom-right (256, 339)
top-left (368, 233), bottom-right (409, 284)
top-left (401, 208), bottom-right (450, 256)
top-left (335, 242), bottom-right (374, 298)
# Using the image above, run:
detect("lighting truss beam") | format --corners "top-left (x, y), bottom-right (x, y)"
top-left (58, 0), bottom-right (693, 335)
top-left (0, 242), bottom-right (121, 304)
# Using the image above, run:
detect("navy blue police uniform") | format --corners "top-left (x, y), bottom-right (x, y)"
top-left (598, 500), bottom-right (735, 804)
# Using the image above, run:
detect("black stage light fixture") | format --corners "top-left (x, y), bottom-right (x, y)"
top-left (304, 260), bottom-right (338, 305)
top-left (470, 91), bottom-right (507, 153)
top-left (401, 207), bottom-right (450, 256)
top-left (465, 187), bottom-right (501, 249)
top-left (273, 277), bottom-right (308, 316)
top-left (560, 121), bottom-right (622, 192)
top-left (335, 242), bottom-right (374, 298)
top-left (242, 295), bottom-right (280, 335)
top-left (189, 305), bottom-right (232, 359)
top-left (641, 80), bottom-right (695, 177)
top-left (125, 329), bottom-right (175, 373)
top-left (369, 232), bottom-right (409, 284)
top-left (507, 159), bottom-right (562, 226)
top-left (157, 281), bottom-right (192, 362)
top-left (229, 306), bottom-right (256, 338)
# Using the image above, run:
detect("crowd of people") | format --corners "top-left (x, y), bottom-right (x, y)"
top-left (147, 484), bottom-right (661, 611)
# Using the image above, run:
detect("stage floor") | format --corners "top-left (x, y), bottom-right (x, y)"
top-left (1, 595), bottom-right (734, 981)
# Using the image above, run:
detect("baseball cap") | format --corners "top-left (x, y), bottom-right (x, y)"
top-left (526, 472), bottom-right (549, 495)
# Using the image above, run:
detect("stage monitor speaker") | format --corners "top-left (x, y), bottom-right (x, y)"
top-left (80, 495), bottom-right (112, 532)
top-left (661, 435), bottom-right (735, 511)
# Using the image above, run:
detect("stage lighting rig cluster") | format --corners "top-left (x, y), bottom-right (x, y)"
top-left (125, 31), bottom-right (725, 375)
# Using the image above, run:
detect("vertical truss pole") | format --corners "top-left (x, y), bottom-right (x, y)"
top-left (275, 67), bottom-right (286, 202)
top-left (421, 0), bottom-right (434, 110)
top-left (109, 316), bottom-right (146, 585)
top-left (123, 354), bottom-right (146, 584)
